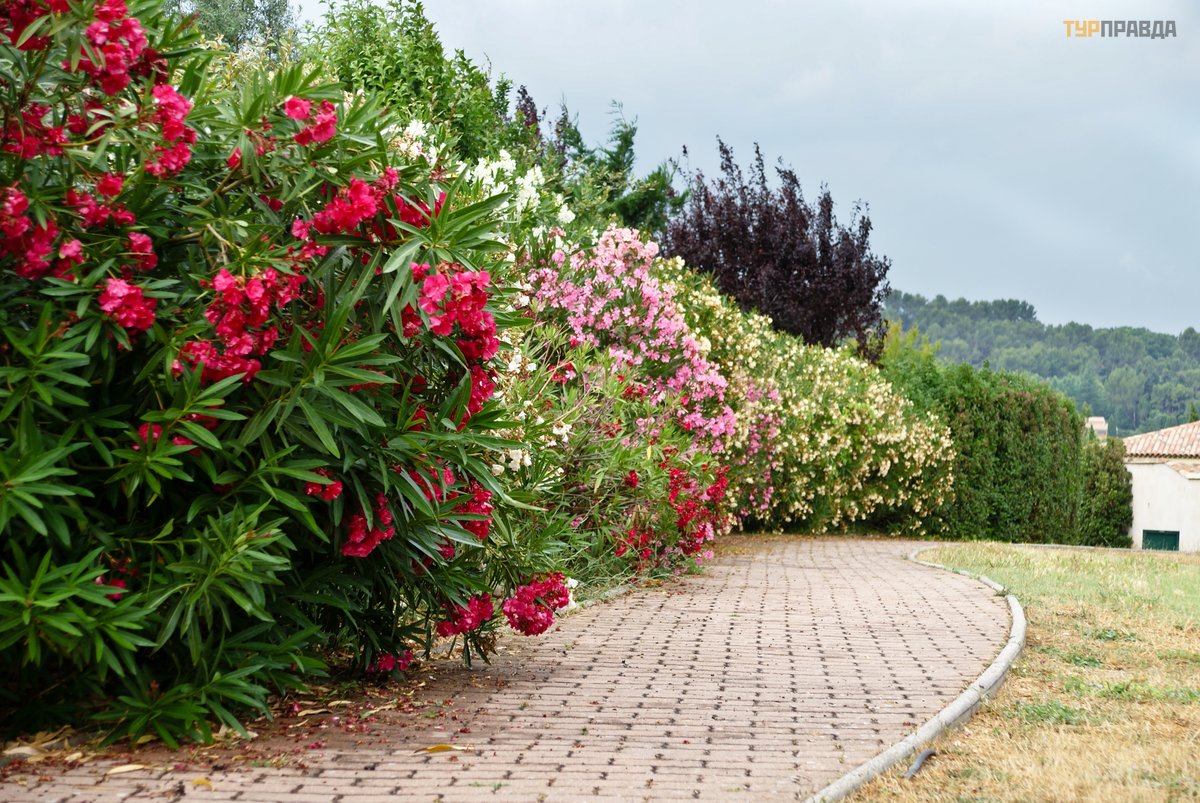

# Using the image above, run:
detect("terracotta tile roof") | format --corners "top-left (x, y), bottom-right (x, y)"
top-left (1122, 420), bottom-right (1200, 458)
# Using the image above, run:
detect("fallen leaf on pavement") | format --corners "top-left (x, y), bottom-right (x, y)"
top-left (413, 744), bottom-right (473, 754)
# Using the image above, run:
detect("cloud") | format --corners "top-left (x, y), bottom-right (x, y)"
top-left (299, 0), bottom-right (1200, 332)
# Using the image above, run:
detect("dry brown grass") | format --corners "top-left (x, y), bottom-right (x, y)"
top-left (850, 543), bottom-right (1200, 803)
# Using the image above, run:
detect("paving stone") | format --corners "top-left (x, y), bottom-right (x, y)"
top-left (0, 538), bottom-right (1007, 802)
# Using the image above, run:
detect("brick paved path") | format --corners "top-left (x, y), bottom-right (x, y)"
top-left (3, 537), bottom-right (1009, 802)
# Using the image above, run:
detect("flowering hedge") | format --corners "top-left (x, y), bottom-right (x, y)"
top-left (1, 0), bottom-right (959, 747)
top-left (659, 260), bottom-right (956, 532)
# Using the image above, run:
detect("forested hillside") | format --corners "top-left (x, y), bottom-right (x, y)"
top-left (885, 291), bottom-right (1200, 435)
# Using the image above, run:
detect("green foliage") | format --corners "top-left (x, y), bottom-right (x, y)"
top-left (886, 290), bottom-right (1200, 435)
top-left (1074, 438), bottom-right (1133, 548)
top-left (309, 3), bottom-right (682, 243)
top-left (310, 0), bottom-right (517, 161)
top-left (166, 0), bottom-right (296, 52)
top-left (881, 324), bottom-right (1087, 542)
top-left (569, 106), bottom-right (685, 238)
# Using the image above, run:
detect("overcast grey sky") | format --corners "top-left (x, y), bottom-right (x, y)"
top-left (298, 1), bottom-right (1199, 334)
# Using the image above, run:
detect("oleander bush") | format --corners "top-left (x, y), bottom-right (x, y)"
top-left (0, 0), bottom-right (567, 743)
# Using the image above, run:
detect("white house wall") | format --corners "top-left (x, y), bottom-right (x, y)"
top-left (1126, 463), bottom-right (1200, 552)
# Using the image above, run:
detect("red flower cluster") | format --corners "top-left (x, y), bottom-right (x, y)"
top-left (668, 465), bottom-right (730, 555)
top-left (1, 186), bottom-right (66, 280)
top-left (291, 172), bottom-right (442, 249)
top-left (415, 262), bottom-right (499, 420)
top-left (624, 469), bottom-right (639, 489)
top-left (367, 649), bottom-right (414, 674)
top-left (549, 362), bottom-right (576, 383)
top-left (308, 178), bottom-right (379, 235)
top-left (435, 593), bottom-right (493, 638)
top-left (615, 527), bottom-right (655, 561)
top-left (94, 554), bottom-right (138, 600)
top-left (304, 467), bottom-right (343, 501)
top-left (501, 573), bottom-right (570, 637)
top-left (127, 231), bottom-right (156, 271)
top-left (417, 266), bottom-right (494, 344)
top-left (404, 462), bottom-right (456, 504)
top-left (132, 422), bottom-right (193, 451)
top-left (4, 103), bottom-right (65, 158)
top-left (99, 277), bottom-right (155, 331)
top-left (396, 464), bottom-right (493, 558)
top-left (145, 84), bottom-right (196, 178)
top-left (175, 266), bottom-right (304, 383)
top-left (456, 481), bottom-right (493, 541)
top-left (71, 0), bottom-right (157, 95)
top-left (286, 97), bottom-right (337, 146)
top-left (66, 186), bottom-right (136, 230)
top-left (341, 493), bottom-right (395, 558)
top-left (2, 0), bottom-right (67, 51)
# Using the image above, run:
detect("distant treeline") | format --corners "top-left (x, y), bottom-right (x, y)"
top-left (885, 291), bottom-right (1200, 436)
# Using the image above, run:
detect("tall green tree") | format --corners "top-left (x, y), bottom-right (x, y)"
top-left (1075, 438), bottom-right (1133, 548)
top-left (1105, 366), bottom-right (1145, 432)
top-left (166, 0), bottom-right (295, 51)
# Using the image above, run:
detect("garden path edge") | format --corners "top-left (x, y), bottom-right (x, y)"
top-left (803, 545), bottom-right (1027, 803)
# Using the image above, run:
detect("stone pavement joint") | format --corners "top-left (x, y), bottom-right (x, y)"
top-left (1, 537), bottom-right (1010, 802)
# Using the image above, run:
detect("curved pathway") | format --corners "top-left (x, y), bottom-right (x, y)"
top-left (2, 537), bottom-right (1009, 802)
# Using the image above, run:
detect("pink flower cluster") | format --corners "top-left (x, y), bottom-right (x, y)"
top-left (341, 493), bottom-right (395, 558)
top-left (501, 573), bottom-right (570, 636)
top-left (529, 226), bottom-right (735, 449)
top-left (731, 381), bottom-right (783, 517)
top-left (435, 593), bottom-right (493, 638)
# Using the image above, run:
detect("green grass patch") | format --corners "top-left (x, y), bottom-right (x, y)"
top-left (1008, 699), bottom-right (1091, 725)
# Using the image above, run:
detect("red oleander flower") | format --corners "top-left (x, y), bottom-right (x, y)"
top-left (339, 494), bottom-right (395, 558)
top-left (435, 594), bottom-right (493, 638)
top-left (283, 96), bottom-right (311, 120)
top-left (127, 231), bottom-right (156, 271)
top-left (96, 172), bottom-right (124, 197)
top-left (304, 467), bottom-right (343, 501)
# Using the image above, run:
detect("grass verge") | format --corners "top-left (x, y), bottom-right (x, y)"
top-left (851, 543), bottom-right (1200, 802)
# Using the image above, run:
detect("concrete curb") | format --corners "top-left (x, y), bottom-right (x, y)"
top-left (803, 545), bottom-right (1027, 802)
